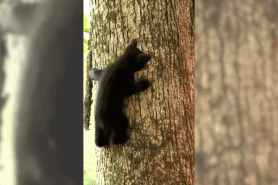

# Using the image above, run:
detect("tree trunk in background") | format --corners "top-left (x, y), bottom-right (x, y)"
top-left (196, 0), bottom-right (278, 185)
top-left (86, 0), bottom-right (194, 184)
top-left (0, 0), bottom-right (83, 184)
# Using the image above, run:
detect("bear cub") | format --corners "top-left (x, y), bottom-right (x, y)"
top-left (90, 39), bottom-right (151, 147)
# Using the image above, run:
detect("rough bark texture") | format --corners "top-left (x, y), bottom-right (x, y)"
top-left (196, 0), bottom-right (278, 185)
top-left (86, 0), bottom-right (194, 184)
top-left (84, 40), bottom-right (93, 130)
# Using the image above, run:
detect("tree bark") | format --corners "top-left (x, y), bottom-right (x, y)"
top-left (196, 0), bottom-right (278, 185)
top-left (86, 0), bottom-right (195, 184)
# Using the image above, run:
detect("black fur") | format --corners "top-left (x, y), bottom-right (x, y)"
top-left (91, 39), bottom-right (151, 147)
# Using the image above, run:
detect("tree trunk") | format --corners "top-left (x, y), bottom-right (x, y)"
top-left (85, 0), bottom-right (195, 184)
top-left (196, 0), bottom-right (278, 185)
top-left (0, 0), bottom-right (83, 184)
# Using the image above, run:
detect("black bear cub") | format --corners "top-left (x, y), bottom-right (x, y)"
top-left (90, 39), bottom-right (151, 147)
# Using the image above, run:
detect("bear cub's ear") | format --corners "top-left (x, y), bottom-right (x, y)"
top-left (129, 39), bottom-right (137, 46)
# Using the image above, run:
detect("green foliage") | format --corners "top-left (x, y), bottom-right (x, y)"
top-left (84, 169), bottom-right (97, 185)
top-left (83, 39), bottom-right (88, 54)
top-left (83, 13), bottom-right (90, 33)
top-left (83, 13), bottom-right (90, 54)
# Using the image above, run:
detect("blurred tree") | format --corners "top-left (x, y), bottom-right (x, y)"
top-left (196, 0), bottom-right (278, 184)
top-left (0, 0), bottom-right (83, 184)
